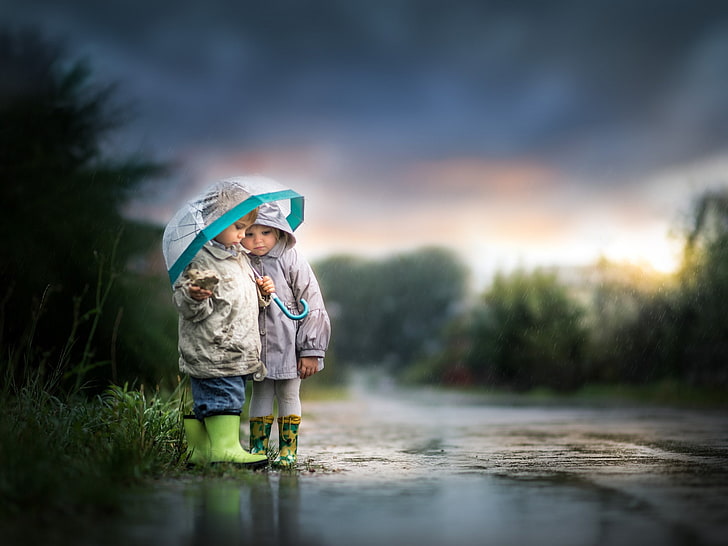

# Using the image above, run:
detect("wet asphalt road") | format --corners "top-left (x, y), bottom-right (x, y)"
top-left (293, 384), bottom-right (728, 546)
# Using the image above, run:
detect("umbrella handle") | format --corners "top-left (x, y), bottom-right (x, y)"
top-left (271, 294), bottom-right (309, 320)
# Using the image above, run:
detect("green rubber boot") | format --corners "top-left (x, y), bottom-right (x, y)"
top-left (204, 414), bottom-right (268, 468)
top-left (273, 415), bottom-right (301, 469)
top-left (249, 415), bottom-right (274, 455)
top-left (183, 415), bottom-right (210, 466)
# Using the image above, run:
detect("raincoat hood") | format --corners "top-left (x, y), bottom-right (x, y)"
top-left (254, 202), bottom-right (297, 251)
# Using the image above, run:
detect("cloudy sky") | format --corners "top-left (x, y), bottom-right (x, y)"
top-left (4, 0), bottom-right (728, 289)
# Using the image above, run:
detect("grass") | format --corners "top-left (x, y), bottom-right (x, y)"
top-left (0, 371), bottom-right (188, 521)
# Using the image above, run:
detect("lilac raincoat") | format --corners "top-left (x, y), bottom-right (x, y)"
top-left (247, 203), bottom-right (331, 379)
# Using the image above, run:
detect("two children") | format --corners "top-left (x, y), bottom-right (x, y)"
top-left (241, 202), bottom-right (331, 468)
top-left (169, 178), bottom-right (329, 470)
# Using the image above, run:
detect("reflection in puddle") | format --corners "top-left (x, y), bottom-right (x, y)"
top-left (117, 470), bottom-right (697, 546)
top-left (184, 474), bottom-right (304, 546)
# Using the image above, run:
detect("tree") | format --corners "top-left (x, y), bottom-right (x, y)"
top-left (594, 189), bottom-right (728, 389)
top-left (315, 247), bottom-right (468, 371)
top-left (465, 269), bottom-right (587, 391)
top-left (578, 259), bottom-right (679, 384)
top-left (674, 189), bottom-right (728, 386)
top-left (0, 30), bottom-right (168, 389)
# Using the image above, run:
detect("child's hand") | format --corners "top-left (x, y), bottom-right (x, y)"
top-left (257, 275), bottom-right (275, 296)
top-left (188, 284), bottom-right (213, 301)
top-left (298, 357), bottom-right (318, 379)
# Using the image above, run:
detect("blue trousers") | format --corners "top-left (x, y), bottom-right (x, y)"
top-left (190, 375), bottom-right (247, 420)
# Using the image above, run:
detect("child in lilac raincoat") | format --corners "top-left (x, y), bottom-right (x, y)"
top-left (241, 202), bottom-right (331, 468)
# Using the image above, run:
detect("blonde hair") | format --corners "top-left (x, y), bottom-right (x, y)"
top-left (241, 208), bottom-right (259, 225)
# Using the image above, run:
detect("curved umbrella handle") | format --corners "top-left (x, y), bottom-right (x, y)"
top-left (272, 294), bottom-right (309, 320)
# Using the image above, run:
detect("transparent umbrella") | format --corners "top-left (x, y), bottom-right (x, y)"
top-left (162, 175), bottom-right (307, 318)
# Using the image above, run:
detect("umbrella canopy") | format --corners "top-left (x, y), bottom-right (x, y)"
top-left (162, 176), bottom-right (304, 284)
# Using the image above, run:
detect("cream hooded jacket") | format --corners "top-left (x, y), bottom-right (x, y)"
top-left (173, 242), bottom-right (269, 380)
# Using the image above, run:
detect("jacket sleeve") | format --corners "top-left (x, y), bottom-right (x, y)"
top-left (288, 250), bottom-right (331, 357)
top-left (172, 275), bottom-right (214, 322)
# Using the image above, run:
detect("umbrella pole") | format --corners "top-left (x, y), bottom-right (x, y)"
top-left (250, 265), bottom-right (309, 320)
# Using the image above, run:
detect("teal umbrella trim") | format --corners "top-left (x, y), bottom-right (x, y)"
top-left (168, 189), bottom-right (304, 284)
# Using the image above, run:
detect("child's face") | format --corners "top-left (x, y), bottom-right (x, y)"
top-left (214, 216), bottom-right (253, 247)
top-left (241, 224), bottom-right (279, 256)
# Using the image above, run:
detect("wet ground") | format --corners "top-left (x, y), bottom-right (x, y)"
top-left (30, 382), bottom-right (728, 545)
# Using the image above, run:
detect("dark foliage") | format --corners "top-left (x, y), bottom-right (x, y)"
top-left (0, 29), bottom-right (172, 390)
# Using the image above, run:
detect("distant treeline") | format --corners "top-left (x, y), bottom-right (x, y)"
top-left (317, 191), bottom-right (728, 392)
